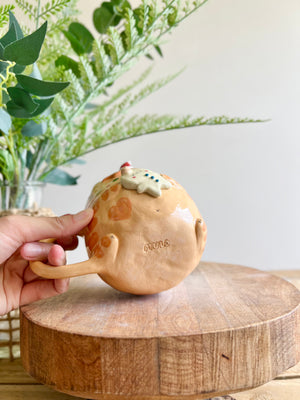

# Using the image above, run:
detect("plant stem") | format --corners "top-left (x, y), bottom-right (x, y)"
top-left (35, 0), bottom-right (41, 29)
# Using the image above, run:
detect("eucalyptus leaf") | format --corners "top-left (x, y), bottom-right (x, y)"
top-left (4, 21), bottom-right (47, 66)
top-left (8, 10), bottom-right (23, 40)
top-left (93, 3), bottom-right (121, 34)
top-left (55, 55), bottom-right (80, 77)
top-left (1, 90), bottom-right (10, 104)
top-left (6, 96), bottom-right (54, 118)
top-left (7, 87), bottom-right (39, 113)
top-left (0, 108), bottom-right (12, 135)
top-left (21, 120), bottom-right (47, 137)
top-left (26, 150), bottom-right (33, 169)
top-left (65, 22), bottom-right (94, 55)
top-left (0, 60), bottom-right (9, 74)
top-left (16, 74), bottom-right (69, 96)
top-left (12, 63), bottom-right (26, 74)
top-left (43, 168), bottom-right (79, 185)
top-left (62, 30), bottom-right (85, 55)
top-left (0, 21), bottom-right (17, 48)
top-left (0, 149), bottom-right (14, 181)
top-left (29, 97), bottom-right (54, 117)
top-left (6, 100), bottom-right (36, 118)
top-left (0, 42), bottom-right (4, 59)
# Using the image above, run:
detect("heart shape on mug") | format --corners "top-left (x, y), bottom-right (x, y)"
top-left (108, 197), bottom-right (132, 221)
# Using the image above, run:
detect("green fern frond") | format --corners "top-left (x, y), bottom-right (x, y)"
top-left (90, 113), bottom-right (265, 151)
top-left (39, 0), bottom-right (73, 20)
top-left (89, 66), bottom-right (153, 118)
top-left (92, 40), bottom-right (111, 80)
top-left (62, 69), bottom-right (85, 105)
top-left (0, 5), bottom-right (15, 29)
top-left (124, 8), bottom-right (139, 50)
top-left (14, 0), bottom-right (36, 19)
top-left (78, 56), bottom-right (98, 91)
top-left (107, 27), bottom-right (125, 65)
top-left (91, 69), bottom-right (184, 133)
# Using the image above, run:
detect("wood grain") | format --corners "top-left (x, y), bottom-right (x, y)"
top-left (20, 262), bottom-right (300, 399)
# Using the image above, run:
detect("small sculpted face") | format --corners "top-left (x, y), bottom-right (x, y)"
top-left (83, 163), bottom-right (207, 294)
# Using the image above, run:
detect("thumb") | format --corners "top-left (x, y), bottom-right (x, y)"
top-left (0, 209), bottom-right (93, 263)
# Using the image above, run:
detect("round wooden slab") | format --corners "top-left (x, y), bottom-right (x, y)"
top-left (20, 262), bottom-right (300, 400)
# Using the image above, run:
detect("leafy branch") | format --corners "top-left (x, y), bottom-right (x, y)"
top-left (0, 0), bottom-right (264, 190)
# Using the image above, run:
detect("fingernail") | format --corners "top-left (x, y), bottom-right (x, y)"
top-left (23, 243), bottom-right (43, 257)
top-left (73, 208), bottom-right (93, 222)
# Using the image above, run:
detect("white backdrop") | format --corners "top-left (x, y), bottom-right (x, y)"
top-left (43, 0), bottom-right (300, 271)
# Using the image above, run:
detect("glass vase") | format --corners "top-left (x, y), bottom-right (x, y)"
top-left (0, 181), bottom-right (45, 212)
top-left (0, 181), bottom-right (50, 360)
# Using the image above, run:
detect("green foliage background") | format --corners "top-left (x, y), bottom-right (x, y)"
top-left (0, 0), bottom-right (261, 192)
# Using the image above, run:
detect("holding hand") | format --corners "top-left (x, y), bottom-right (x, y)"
top-left (0, 209), bottom-right (93, 316)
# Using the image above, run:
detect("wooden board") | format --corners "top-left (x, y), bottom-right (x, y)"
top-left (2, 358), bottom-right (300, 400)
top-left (20, 262), bottom-right (300, 400)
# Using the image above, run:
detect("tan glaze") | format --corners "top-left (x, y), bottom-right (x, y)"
top-left (30, 166), bottom-right (207, 294)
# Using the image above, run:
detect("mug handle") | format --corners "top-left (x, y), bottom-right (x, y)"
top-left (30, 233), bottom-right (119, 280)
top-left (30, 257), bottom-right (101, 279)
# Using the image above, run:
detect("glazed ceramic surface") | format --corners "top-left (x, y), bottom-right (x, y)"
top-left (31, 163), bottom-right (207, 294)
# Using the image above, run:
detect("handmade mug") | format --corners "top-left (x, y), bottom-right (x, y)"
top-left (31, 162), bottom-right (207, 294)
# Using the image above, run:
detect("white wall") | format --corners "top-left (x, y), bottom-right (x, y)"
top-left (44, 0), bottom-right (300, 271)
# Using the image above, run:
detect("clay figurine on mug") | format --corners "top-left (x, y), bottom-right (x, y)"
top-left (31, 162), bottom-right (207, 294)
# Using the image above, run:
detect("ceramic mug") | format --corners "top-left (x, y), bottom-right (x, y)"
top-left (31, 163), bottom-right (207, 294)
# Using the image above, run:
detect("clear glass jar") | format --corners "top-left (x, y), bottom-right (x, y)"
top-left (0, 181), bottom-right (47, 360)
top-left (0, 181), bottom-right (45, 211)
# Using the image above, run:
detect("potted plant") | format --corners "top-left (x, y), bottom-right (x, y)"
top-left (0, 0), bottom-right (258, 213)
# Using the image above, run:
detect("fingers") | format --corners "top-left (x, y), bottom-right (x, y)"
top-left (21, 243), bottom-right (67, 284)
top-left (21, 242), bottom-right (66, 264)
top-left (20, 242), bottom-right (70, 304)
top-left (20, 277), bottom-right (70, 307)
top-left (0, 209), bottom-right (93, 264)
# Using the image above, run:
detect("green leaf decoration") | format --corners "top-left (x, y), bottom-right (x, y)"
top-left (167, 6), bottom-right (178, 26)
top-left (1, 90), bottom-right (10, 105)
top-left (93, 2), bottom-right (122, 34)
top-left (8, 11), bottom-right (23, 40)
top-left (21, 120), bottom-right (47, 137)
top-left (6, 100), bottom-right (36, 118)
top-left (62, 22), bottom-right (94, 55)
top-left (0, 22), bottom-right (17, 48)
top-left (0, 61), bottom-right (10, 75)
top-left (7, 87), bottom-right (38, 113)
top-left (55, 55), bottom-right (80, 77)
top-left (6, 96), bottom-right (54, 118)
top-left (26, 150), bottom-right (33, 169)
top-left (12, 64), bottom-right (26, 74)
top-left (0, 149), bottom-right (14, 181)
top-left (16, 74), bottom-right (69, 96)
top-left (29, 97), bottom-right (55, 117)
top-left (0, 108), bottom-right (12, 135)
top-left (155, 45), bottom-right (163, 57)
top-left (3, 21), bottom-right (47, 66)
top-left (43, 168), bottom-right (79, 185)
top-left (0, 5), bottom-right (15, 30)
top-left (0, 42), bottom-right (4, 59)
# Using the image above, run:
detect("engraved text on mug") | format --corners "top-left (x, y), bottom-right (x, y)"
top-left (144, 239), bottom-right (170, 252)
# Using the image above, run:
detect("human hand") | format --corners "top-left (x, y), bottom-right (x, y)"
top-left (0, 209), bottom-right (93, 315)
